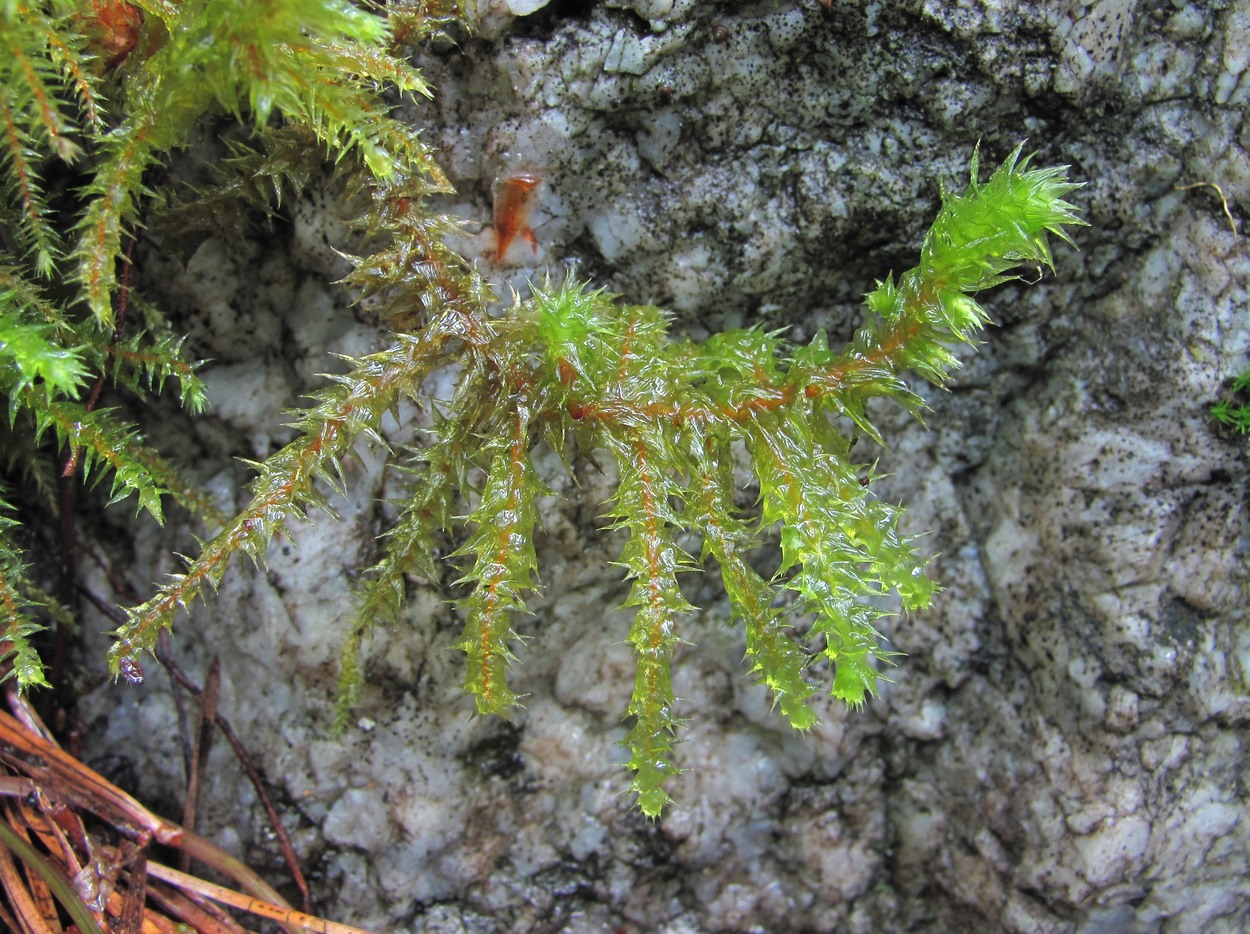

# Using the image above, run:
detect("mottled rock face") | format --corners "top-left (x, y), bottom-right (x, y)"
top-left (78, 0), bottom-right (1248, 931)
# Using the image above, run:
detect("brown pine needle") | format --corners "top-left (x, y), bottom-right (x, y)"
top-left (0, 704), bottom-right (363, 933)
top-left (145, 861), bottom-right (376, 934)
top-left (0, 711), bottom-right (181, 845)
top-left (144, 881), bottom-right (249, 934)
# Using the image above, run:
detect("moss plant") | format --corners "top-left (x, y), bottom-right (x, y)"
top-left (0, 0), bottom-right (1083, 815)
top-left (0, 0), bottom-right (448, 677)
top-left (1213, 370), bottom-right (1250, 435)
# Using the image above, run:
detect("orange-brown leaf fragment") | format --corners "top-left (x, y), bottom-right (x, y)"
top-left (492, 173), bottom-right (541, 264)
top-left (80, 1), bottom-right (143, 70)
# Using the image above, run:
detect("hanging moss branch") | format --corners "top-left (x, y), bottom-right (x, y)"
top-left (331, 145), bottom-right (1082, 814)
top-left (453, 408), bottom-right (542, 716)
top-left (62, 0), bottom-right (442, 325)
top-left (333, 432), bottom-right (464, 730)
top-left (107, 327), bottom-right (455, 676)
top-left (40, 16), bottom-right (102, 133)
top-left (691, 431), bottom-right (817, 729)
top-left (0, 0), bottom-right (95, 278)
top-left (610, 427), bottom-right (694, 817)
top-left (73, 123), bottom-right (159, 324)
top-left (0, 98), bottom-right (59, 276)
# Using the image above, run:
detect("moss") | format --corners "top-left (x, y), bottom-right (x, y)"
top-left (1213, 370), bottom-right (1250, 435)
top-left (0, 0), bottom-right (1083, 815)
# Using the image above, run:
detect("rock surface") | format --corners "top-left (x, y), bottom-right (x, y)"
top-left (78, 0), bottom-right (1248, 931)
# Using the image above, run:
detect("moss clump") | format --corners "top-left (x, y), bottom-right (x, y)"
top-left (0, 1), bottom-right (1082, 815)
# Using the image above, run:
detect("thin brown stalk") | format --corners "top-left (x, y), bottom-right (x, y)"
top-left (155, 634), bottom-right (313, 914)
top-left (180, 657), bottom-right (220, 873)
